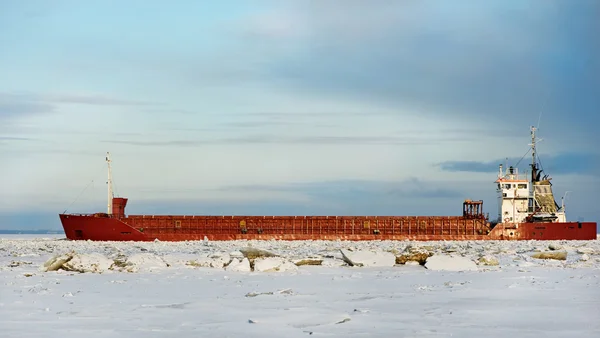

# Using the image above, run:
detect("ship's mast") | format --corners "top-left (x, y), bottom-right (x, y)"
top-left (529, 126), bottom-right (539, 214)
top-left (530, 126), bottom-right (537, 182)
top-left (106, 152), bottom-right (113, 215)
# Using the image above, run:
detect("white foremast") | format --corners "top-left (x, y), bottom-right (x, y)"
top-left (106, 152), bottom-right (113, 215)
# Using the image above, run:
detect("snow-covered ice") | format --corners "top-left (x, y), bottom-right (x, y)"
top-left (424, 254), bottom-right (478, 271)
top-left (1, 234), bottom-right (600, 337)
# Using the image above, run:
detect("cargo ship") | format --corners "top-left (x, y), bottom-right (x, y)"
top-left (59, 126), bottom-right (597, 241)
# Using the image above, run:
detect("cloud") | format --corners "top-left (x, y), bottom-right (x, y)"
top-left (0, 91), bottom-right (161, 129)
top-left (219, 177), bottom-right (465, 201)
top-left (102, 132), bottom-right (483, 147)
top-left (0, 136), bottom-right (31, 140)
top-left (0, 94), bottom-right (56, 136)
top-left (221, 121), bottom-right (320, 128)
top-left (0, 93), bottom-right (55, 119)
top-left (0, 91), bottom-right (164, 137)
top-left (437, 152), bottom-right (600, 176)
top-left (1, 91), bottom-right (161, 107)
top-left (116, 177), bottom-right (474, 217)
top-left (0, 136), bottom-right (36, 147)
top-left (230, 1), bottom-right (600, 140)
top-left (237, 9), bottom-right (307, 40)
top-left (0, 136), bottom-right (34, 143)
top-left (41, 93), bottom-right (162, 106)
top-left (102, 136), bottom-right (428, 146)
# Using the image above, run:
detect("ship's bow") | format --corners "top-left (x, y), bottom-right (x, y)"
top-left (59, 213), bottom-right (150, 241)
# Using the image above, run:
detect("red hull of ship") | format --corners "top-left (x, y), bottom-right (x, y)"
top-left (59, 214), bottom-right (597, 242)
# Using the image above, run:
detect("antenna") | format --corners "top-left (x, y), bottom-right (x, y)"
top-left (561, 191), bottom-right (571, 211)
top-left (529, 125), bottom-right (543, 182)
top-left (530, 126), bottom-right (536, 172)
top-left (106, 152), bottom-right (113, 215)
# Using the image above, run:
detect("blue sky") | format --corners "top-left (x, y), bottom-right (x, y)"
top-left (1, 0), bottom-right (598, 230)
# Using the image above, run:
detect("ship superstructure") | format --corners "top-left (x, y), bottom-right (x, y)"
top-left (495, 126), bottom-right (566, 225)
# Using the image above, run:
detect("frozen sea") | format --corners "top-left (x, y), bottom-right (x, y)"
top-left (1, 234), bottom-right (599, 338)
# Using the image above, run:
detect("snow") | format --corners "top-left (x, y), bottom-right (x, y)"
top-left (186, 252), bottom-right (231, 269)
top-left (226, 257), bottom-right (252, 272)
top-left (254, 257), bottom-right (299, 272)
top-left (424, 255), bottom-right (478, 271)
top-left (477, 254), bottom-right (500, 266)
top-left (123, 253), bottom-right (170, 272)
top-left (1, 234), bottom-right (600, 337)
top-left (340, 249), bottom-right (396, 267)
top-left (61, 253), bottom-right (114, 273)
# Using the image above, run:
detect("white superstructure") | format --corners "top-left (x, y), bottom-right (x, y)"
top-left (496, 165), bottom-right (530, 223)
top-left (496, 126), bottom-right (566, 224)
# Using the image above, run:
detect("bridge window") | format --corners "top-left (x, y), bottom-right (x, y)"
top-left (518, 184), bottom-right (527, 189)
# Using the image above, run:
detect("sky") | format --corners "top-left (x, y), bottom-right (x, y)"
top-left (1, 0), bottom-right (599, 230)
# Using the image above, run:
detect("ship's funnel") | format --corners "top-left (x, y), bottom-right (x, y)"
top-left (112, 197), bottom-right (128, 217)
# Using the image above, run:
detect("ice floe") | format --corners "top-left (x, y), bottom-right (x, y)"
top-left (1, 235), bottom-right (599, 274)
